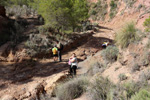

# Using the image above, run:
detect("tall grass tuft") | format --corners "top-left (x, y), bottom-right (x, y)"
top-left (115, 22), bottom-right (139, 48)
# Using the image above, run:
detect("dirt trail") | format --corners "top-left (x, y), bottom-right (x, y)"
top-left (0, 24), bottom-right (114, 99)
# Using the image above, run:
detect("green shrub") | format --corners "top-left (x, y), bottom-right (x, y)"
top-left (56, 76), bottom-right (89, 100)
top-left (143, 16), bottom-right (150, 32)
top-left (109, 0), bottom-right (118, 19)
top-left (101, 46), bottom-right (119, 63)
top-left (118, 73), bottom-right (128, 81)
top-left (110, 0), bottom-right (117, 10)
top-left (130, 89), bottom-right (150, 100)
top-left (115, 23), bottom-right (139, 48)
top-left (89, 0), bottom-right (108, 21)
top-left (90, 9), bottom-right (97, 15)
top-left (89, 77), bottom-right (113, 100)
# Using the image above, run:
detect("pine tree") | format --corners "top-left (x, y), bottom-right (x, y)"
top-left (31, 0), bottom-right (89, 32)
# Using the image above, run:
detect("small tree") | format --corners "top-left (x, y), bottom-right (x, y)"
top-left (31, 0), bottom-right (89, 32)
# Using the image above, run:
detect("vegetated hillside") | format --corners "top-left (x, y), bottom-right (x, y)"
top-left (53, 0), bottom-right (150, 100)
top-left (0, 0), bottom-right (150, 100)
top-left (88, 0), bottom-right (150, 31)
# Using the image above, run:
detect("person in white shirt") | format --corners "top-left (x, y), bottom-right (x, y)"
top-left (70, 53), bottom-right (78, 75)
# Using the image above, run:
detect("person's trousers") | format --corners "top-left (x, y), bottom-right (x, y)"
top-left (58, 50), bottom-right (62, 61)
top-left (70, 65), bottom-right (77, 75)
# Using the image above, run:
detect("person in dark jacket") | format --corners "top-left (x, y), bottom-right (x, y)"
top-left (56, 41), bottom-right (63, 62)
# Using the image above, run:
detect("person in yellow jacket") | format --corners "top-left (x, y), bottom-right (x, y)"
top-left (52, 46), bottom-right (58, 62)
top-left (102, 41), bottom-right (109, 49)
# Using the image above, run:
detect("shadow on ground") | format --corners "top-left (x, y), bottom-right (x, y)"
top-left (0, 24), bottom-right (114, 90)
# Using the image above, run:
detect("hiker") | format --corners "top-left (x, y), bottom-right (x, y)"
top-left (56, 41), bottom-right (63, 62)
top-left (68, 55), bottom-right (73, 74)
top-left (102, 41), bottom-right (109, 49)
top-left (52, 46), bottom-right (58, 62)
top-left (69, 53), bottom-right (78, 75)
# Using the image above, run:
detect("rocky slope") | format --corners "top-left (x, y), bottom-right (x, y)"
top-left (89, 0), bottom-right (150, 31)
top-left (0, 0), bottom-right (150, 99)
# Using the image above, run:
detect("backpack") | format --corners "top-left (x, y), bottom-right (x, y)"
top-left (59, 43), bottom-right (64, 50)
top-left (53, 48), bottom-right (57, 54)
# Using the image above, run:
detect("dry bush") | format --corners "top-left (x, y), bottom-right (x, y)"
top-left (88, 61), bottom-right (106, 76)
top-left (55, 76), bottom-right (89, 100)
top-left (139, 70), bottom-right (150, 82)
top-left (6, 5), bottom-right (36, 17)
top-left (101, 46), bottom-right (119, 63)
top-left (139, 51), bottom-right (150, 66)
top-left (88, 76), bottom-right (113, 100)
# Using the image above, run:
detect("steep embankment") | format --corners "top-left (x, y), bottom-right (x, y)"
top-left (78, 0), bottom-right (150, 84)
top-left (73, 0), bottom-right (150, 100)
